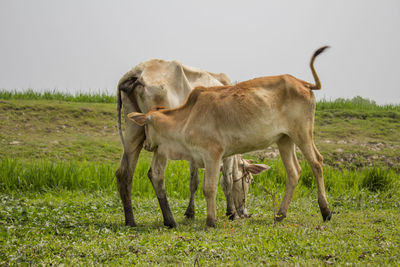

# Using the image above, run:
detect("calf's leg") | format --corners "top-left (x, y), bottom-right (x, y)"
top-left (276, 135), bottom-right (301, 221)
top-left (148, 152), bottom-right (177, 228)
top-left (203, 158), bottom-right (222, 228)
top-left (296, 139), bottom-right (332, 221)
top-left (184, 163), bottom-right (199, 218)
top-left (221, 157), bottom-right (238, 219)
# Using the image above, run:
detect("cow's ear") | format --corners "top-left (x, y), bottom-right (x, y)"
top-left (127, 112), bottom-right (152, 126)
top-left (244, 161), bottom-right (270, 174)
top-left (150, 106), bottom-right (166, 111)
top-left (119, 77), bottom-right (143, 95)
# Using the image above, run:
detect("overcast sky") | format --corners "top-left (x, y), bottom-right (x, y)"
top-left (1, 0), bottom-right (399, 104)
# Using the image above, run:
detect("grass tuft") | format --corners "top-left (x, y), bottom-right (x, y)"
top-left (361, 167), bottom-right (393, 192)
top-left (0, 156), bottom-right (116, 192)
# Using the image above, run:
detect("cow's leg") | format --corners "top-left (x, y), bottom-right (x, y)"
top-left (184, 163), bottom-right (199, 219)
top-left (296, 138), bottom-right (332, 221)
top-left (203, 157), bottom-right (222, 228)
top-left (148, 152), bottom-right (177, 228)
top-left (221, 157), bottom-right (238, 220)
top-left (115, 129), bottom-right (144, 227)
top-left (276, 135), bottom-right (301, 222)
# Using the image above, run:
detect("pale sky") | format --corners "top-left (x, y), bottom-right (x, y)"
top-left (1, 0), bottom-right (399, 104)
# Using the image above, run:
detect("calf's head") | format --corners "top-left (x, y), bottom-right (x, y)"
top-left (128, 111), bottom-right (159, 152)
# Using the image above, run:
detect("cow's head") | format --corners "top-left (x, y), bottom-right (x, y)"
top-left (231, 156), bottom-right (269, 217)
top-left (118, 59), bottom-right (193, 114)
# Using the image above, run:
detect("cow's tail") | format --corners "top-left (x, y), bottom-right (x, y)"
top-left (117, 85), bottom-right (125, 149)
top-left (308, 46), bottom-right (329, 90)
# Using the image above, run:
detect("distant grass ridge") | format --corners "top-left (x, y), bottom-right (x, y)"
top-left (0, 89), bottom-right (115, 103)
top-left (317, 96), bottom-right (400, 111)
top-left (1, 89), bottom-right (399, 109)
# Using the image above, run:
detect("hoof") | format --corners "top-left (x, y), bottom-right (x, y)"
top-left (164, 220), bottom-right (177, 228)
top-left (243, 213), bottom-right (252, 219)
top-left (204, 224), bottom-right (216, 230)
top-left (321, 207), bottom-right (333, 221)
top-left (184, 211), bottom-right (195, 219)
top-left (125, 218), bottom-right (137, 227)
top-left (228, 212), bottom-right (239, 221)
top-left (226, 209), bottom-right (235, 217)
top-left (323, 211), bottom-right (333, 222)
top-left (125, 221), bottom-right (137, 227)
top-left (274, 213), bottom-right (286, 222)
top-left (206, 217), bottom-right (216, 228)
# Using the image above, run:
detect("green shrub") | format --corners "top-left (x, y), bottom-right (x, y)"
top-left (361, 167), bottom-right (393, 192)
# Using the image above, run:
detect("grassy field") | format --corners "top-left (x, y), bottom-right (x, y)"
top-left (1, 91), bottom-right (400, 265)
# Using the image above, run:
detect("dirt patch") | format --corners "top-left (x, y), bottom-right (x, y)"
top-left (251, 139), bottom-right (400, 171)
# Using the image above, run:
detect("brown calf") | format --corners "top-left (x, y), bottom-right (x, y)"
top-left (129, 46), bottom-right (331, 227)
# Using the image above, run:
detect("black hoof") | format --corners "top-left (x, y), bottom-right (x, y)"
top-left (184, 211), bottom-right (195, 219)
top-left (164, 220), bottom-right (177, 228)
top-left (321, 206), bottom-right (333, 222)
top-left (228, 212), bottom-right (239, 221)
top-left (206, 217), bottom-right (216, 228)
top-left (125, 216), bottom-right (137, 227)
top-left (125, 221), bottom-right (137, 227)
top-left (274, 213), bottom-right (286, 222)
top-left (323, 211), bottom-right (333, 222)
top-left (226, 210), bottom-right (234, 217)
top-left (243, 213), bottom-right (252, 219)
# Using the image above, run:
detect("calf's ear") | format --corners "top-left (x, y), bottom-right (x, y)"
top-left (244, 162), bottom-right (270, 175)
top-left (128, 112), bottom-right (152, 126)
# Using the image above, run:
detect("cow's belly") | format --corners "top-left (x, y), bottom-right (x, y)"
top-left (158, 142), bottom-right (205, 167)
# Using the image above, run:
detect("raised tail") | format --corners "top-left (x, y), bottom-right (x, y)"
top-left (308, 46), bottom-right (329, 90)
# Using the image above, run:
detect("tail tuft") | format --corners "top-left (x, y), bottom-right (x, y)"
top-left (309, 45), bottom-right (330, 90)
top-left (312, 46), bottom-right (330, 59)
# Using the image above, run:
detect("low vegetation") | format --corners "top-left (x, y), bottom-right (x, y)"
top-left (0, 91), bottom-right (399, 265)
top-left (0, 89), bottom-right (115, 103)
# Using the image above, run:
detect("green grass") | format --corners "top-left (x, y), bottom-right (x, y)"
top-left (2, 156), bottom-right (399, 200)
top-left (0, 89), bottom-right (115, 103)
top-left (1, 93), bottom-right (400, 265)
top-left (0, 157), bottom-right (116, 192)
top-left (1, 190), bottom-right (400, 265)
top-left (317, 96), bottom-right (400, 111)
